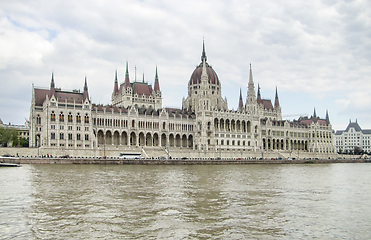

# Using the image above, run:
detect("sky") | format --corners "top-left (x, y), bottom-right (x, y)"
top-left (0, 0), bottom-right (370, 131)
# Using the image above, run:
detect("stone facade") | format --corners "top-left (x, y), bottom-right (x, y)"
top-left (335, 120), bottom-right (371, 153)
top-left (29, 42), bottom-right (336, 158)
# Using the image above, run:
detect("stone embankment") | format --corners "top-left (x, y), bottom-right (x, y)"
top-left (1, 157), bottom-right (370, 165)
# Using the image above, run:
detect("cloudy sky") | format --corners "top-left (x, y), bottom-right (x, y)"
top-left (1, 0), bottom-right (370, 130)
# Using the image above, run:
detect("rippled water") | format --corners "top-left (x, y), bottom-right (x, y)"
top-left (1, 163), bottom-right (371, 239)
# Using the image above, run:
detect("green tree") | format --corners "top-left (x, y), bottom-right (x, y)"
top-left (0, 127), bottom-right (18, 147)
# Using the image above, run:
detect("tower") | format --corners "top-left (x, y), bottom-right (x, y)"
top-left (245, 64), bottom-right (257, 113)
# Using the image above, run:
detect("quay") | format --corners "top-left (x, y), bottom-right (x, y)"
top-left (1, 157), bottom-right (370, 165)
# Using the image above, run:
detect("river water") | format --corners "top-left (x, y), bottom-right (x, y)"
top-left (1, 163), bottom-right (371, 239)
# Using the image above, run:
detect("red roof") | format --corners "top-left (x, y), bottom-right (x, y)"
top-left (262, 99), bottom-right (273, 110)
top-left (34, 88), bottom-right (83, 106)
top-left (189, 62), bottom-right (220, 86)
top-left (133, 83), bottom-right (153, 96)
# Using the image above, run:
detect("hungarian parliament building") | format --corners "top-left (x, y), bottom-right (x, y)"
top-left (29, 42), bottom-right (336, 158)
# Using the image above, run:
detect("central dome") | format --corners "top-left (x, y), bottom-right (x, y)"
top-left (188, 42), bottom-right (220, 86)
top-left (189, 62), bottom-right (220, 86)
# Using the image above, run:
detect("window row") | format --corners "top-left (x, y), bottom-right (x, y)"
top-left (51, 133), bottom-right (89, 141)
top-left (50, 111), bottom-right (89, 123)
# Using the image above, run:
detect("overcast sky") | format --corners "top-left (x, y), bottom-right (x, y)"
top-left (1, 0), bottom-right (370, 131)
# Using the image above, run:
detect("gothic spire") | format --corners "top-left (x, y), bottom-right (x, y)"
top-left (313, 108), bottom-right (317, 118)
top-left (50, 72), bottom-right (55, 89)
top-left (49, 72), bottom-right (56, 97)
top-left (201, 39), bottom-right (207, 63)
top-left (113, 69), bottom-right (119, 94)
top-left (257, 83), bottom-right (262, 104)
top-left (154, 66), bottom-right (160, 91)
top-left (238, 88), bottom-right (244, 110)
top-left (326, 109), bottom-right (330, 124)
top-left (247, 63), bottom-right (256, 102)
top-left (124, 61), bottom-right (130, 88)
top-left (83, 76), bottom-right (89, 101)
top-left (274, 87), bottom-right (280, 108)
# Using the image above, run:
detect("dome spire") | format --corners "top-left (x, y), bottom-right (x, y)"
top-left (201, 38), bottom-right (207, 63)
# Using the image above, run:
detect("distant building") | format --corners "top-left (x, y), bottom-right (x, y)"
top-left (29, 41), bottom-right (336, 158)
top-left (0, 119), bottom-right (29, 147)
top-left (335, 120), bottom-right (371, 153)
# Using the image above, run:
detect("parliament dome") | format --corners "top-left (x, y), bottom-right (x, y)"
top-left (188, 42), bottom-right (220, 86)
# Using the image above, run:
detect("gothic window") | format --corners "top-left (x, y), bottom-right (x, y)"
top-left (60, 133), bottom-right (64, 140)
top-left (51, 133), bottom-right (55, 139)
top-left (76, 113), bottom-right (81, 123)
top-left (85, 134), bottom-right (89, 141)
top-left (59, 112), bottom-right (64, 122)
top-left (77, 134), bottom-right (81, 141)
top-left (84, 114), bottom-right (89, 124)
top-left (68, 133), bottom-right (73, 140)
top-left (36, 115), bottom-right (41, 124)
top-left (68, 113), bottom-right (73, 122)
top-left (51, 112), bottom-right (56, 122)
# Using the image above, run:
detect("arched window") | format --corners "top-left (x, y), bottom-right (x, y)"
top-left (36, 114), bottom-right (41, 124)
top-left (59, 112), bottom-right (64, 122)
top-left (68, 112), bottom-right (73, 122)
top-left (51, 111), bottom-right (56, 122)
top-left (84, 114), bottom-right (89, 124)
top-left (76, 113), bottom-right (81, 123)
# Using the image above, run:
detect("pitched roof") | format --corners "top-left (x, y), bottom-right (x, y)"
top-left (345, 122), bottom-right (362, 132)
top-left (132, 82), bottom-right (153, 96)
top-left (34, 88), bottom-right (84, 106)
top-left (261, 99), bottom-right (273, 110)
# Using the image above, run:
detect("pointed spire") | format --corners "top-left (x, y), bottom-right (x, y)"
top-left (142, 73), bottom-right (145, 83)
top-left (326, 109), bottom-right (330, 124)
top-left (201, 38), bottom-right (207, 63)
top-left (49, 72), bottom-right (55, 97)
top-left (274, 87), bottom-right (280, 108)
top-left (154, 66), bottom-right (160, 91)
top-left (247, 63), bottom-right (256, 103)
top-left (50, 72), bottom-right (55, 89)
top-left (313, 108), bottom-right (317, 118)
top-left (83, 76), bottom-right (89, 101)
top-left (113, 69), bottom-right (119, 94)
top-left (257, 83), bottom-right (262, 104)
top-left (238, 88), bottom-right (244, 109)
top-left (124, 61), bottom-right (130, 88)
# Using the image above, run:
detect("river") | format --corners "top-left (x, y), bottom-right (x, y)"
top-left (1, 163), bottom-right (370, 239)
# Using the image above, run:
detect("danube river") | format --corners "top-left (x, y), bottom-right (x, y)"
top-left (1, 163), bottom-right (371, 239)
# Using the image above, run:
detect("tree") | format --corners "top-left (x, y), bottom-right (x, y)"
top-left (0, 127), bottom-right (19, 147)
top-left (354, 146), bottom-right (363, 155)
